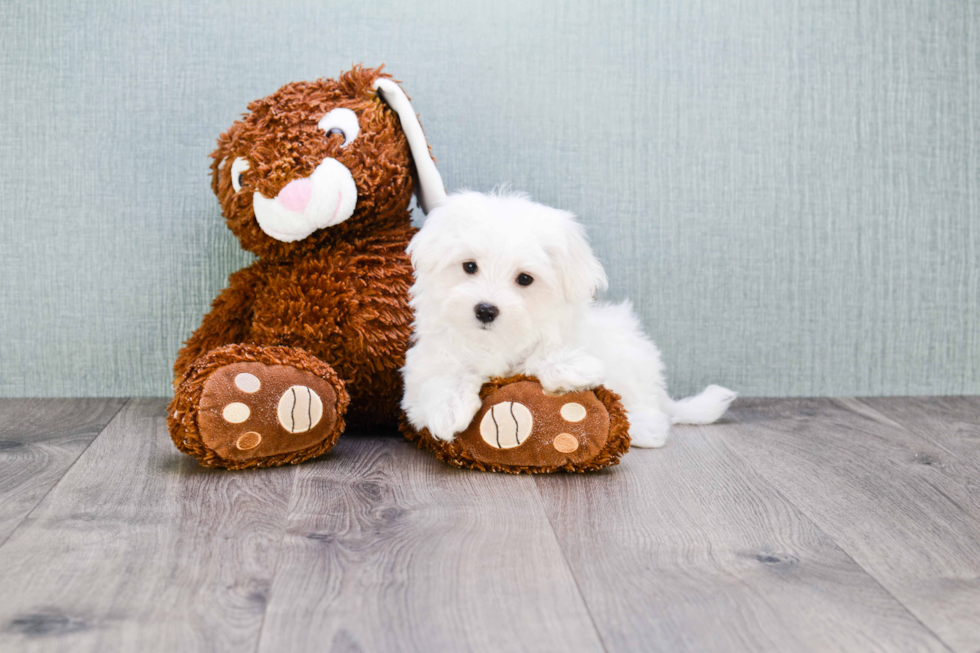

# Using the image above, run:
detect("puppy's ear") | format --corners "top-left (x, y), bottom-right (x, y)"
top-left (406, 205), bottom-right (454, 275)
top-left (373, 78), bottom-right (447, 215)
top-left (551, 218), bottom-right (608, 302)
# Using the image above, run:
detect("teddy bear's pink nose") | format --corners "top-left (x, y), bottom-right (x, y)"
top-left (277, 178), bottom-right (313, 213)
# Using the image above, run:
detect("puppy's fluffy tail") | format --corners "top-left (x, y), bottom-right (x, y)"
top-left (667, 385), bottom-right (737, 425)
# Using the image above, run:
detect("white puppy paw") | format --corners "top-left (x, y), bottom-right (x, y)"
top-left (532, 350), bottom-right (606, 394)
top-left (416, 378), bottom-right (483, 442)
top-left (628, 407), bottom-right (672, 448)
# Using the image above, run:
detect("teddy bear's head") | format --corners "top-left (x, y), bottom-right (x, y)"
top-left (211, 66), bottom-right (444, 259)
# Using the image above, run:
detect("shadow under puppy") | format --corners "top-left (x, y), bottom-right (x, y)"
top-left (401, 191), bottom-right (736, 448)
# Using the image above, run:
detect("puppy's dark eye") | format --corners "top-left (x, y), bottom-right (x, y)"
top-left (326, 127), bottom-right (345, 140)
top-left (463, 261), bottom-right (478, 274)
top-left (516, 273), bottom-right (534, 286)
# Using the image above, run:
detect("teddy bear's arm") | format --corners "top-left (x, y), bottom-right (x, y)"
top-left (172, 265), bottom-right (265, 386)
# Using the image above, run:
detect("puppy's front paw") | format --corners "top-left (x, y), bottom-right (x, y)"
top-left (536, 352), bottom-right (606, 394)
top-left (428, 392), bottom-right (484, 442)
top-left (415, 380), bottom-right (483, 442)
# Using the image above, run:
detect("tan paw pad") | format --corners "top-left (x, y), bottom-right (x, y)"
top-left (236, 431), bottom-right (262, 451)
top-left (235, 372), bottom-right (261, 393)
top-left (553, 433), bottom-right (579, 453)
top-left (560, 402), bottom-right (587, 422)
top-left (480, 401), bottom-right (534, 449)
top-left (277, 385), bottom-right (323, 434)
top-left (223, 402), bottom-right (251, 423)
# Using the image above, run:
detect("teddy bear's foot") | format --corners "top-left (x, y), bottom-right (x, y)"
top-left (401, 375), bottom-right (631, 474)
top-left (169, 344), bottom-right (349, 469)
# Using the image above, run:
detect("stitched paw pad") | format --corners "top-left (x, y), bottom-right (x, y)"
top-left (460, 383), bottom-right (607, 466)
top-left (197, 362), bottom-right (339, 462)
top-left (434, 379), bottom-right (629, 472)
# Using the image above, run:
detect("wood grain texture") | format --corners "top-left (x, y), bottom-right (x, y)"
top-left (256, 433), bottom-right (604, 653)
top-left (857, 396), bottom-right (980, 652)
top-left (0, 399), bottom-right (296, 653)
top-left (0, 398), bottom-right (126, 544)
top-left (3, 397), bottom-right (979, 652)
top-left (858, 396), bottom-right (980, 489)
top-left (533, 424), bottom-right (949, 653)
top-left (718, 398), bottom-right (980, 653)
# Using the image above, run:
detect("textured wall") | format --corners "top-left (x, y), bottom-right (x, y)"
top-left (1, 0), bottom-right (977, 397)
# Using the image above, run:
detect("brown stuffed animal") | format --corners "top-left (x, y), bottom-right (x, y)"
top-left (168, 66), bottom-right (446, 469)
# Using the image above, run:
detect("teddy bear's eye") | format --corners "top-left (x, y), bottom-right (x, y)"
top-left (230, 157), bottom-right (249, 193)
top-left (516, 273), bottom-right (534, 286)
top-left (463, 261), bottom-right (478, 274)
top-left (318, 108), bottom-right (360, 147)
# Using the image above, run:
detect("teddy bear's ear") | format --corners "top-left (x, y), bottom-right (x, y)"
top-left (373, 78), bottom-right (447, 215)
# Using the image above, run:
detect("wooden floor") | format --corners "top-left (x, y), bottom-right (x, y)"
top-left (1, 398), bottom-right (978, 652)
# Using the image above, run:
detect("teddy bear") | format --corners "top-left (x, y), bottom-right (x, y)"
top-left (168, 65), bottom-right (630, 472)
top-left (168, 66), bottom-right (442, 468)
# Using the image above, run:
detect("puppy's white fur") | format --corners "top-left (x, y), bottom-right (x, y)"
top-left (401, 191), bottom-right (736, 447)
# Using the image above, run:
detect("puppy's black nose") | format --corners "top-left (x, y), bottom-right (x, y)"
top-left (475, 303), bottom-right (499, 324)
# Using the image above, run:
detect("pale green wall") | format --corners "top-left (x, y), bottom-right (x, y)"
top-left (1, 0), bottom-right (977, 397)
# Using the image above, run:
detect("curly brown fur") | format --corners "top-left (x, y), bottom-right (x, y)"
top-left (211, 66), bottom-right (415, 260)
top-left (400, 375), bottom-right (632, 474)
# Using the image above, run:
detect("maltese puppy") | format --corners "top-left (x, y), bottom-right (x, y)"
top-left (400, 191), bottom-right (736, 448)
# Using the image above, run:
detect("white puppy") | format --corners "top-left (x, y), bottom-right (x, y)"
top-left (400, 191), bottom-right (736, 448)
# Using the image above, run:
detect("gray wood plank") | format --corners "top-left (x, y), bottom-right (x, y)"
top-left (717, 397), bottom-right (980, 653)
top-left (534, 422), bottom-right (949, 653)
top-left (0, 398), bottom-right (126, 544)
top-left (256, 433), bottom-right (605, 653)
top-left (0, 398), bottom-right (296, 653)
top-left (858, 396), bottom-right (980, 487)
top-left (856, 396), bottom-right (980, 650)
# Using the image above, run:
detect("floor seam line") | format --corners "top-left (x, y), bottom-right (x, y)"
top-left (531, 476), bottom-right (610, 653)
top-left (714, 412), bottom-right (957, 653)
top-left (252, 464), bottom-right (301, 653)
top-left (0, 397), bottom-right (130, 552)
top-left (849, 397), bottom-right (966, 465)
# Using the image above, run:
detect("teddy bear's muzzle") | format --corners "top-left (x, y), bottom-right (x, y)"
top-left (252, 157), bottom-right (358, 242)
